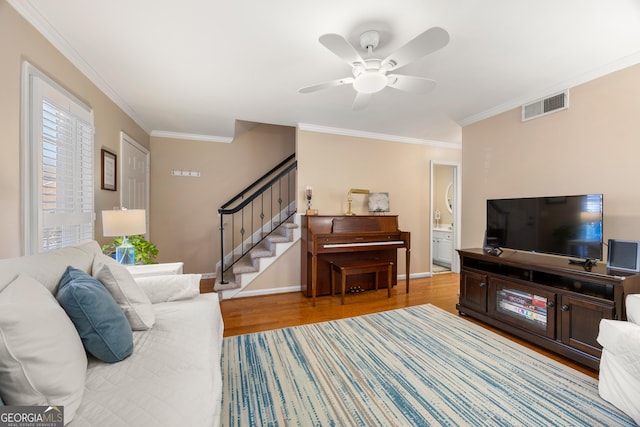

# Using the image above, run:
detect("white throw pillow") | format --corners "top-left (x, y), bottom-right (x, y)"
top-left (0, 274), bottom-right (87, 423)
top-left (626, 294), bottom-right (640, 325)
top-left (93, 255), bottom-right (155, 330)
top-left (135, 274), bottom-right (202, 303)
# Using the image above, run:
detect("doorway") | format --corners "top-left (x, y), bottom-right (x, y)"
top-left (120, 132), bottom-right (150, 234)
top-left (430, 162), bottom-right (460, 274)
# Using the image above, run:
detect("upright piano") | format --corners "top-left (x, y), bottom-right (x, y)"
top-left (301, 215), bottom-right (411, 306)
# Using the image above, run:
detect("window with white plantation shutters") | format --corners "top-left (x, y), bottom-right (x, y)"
top-left (23, 63), bottom-right (95, 254)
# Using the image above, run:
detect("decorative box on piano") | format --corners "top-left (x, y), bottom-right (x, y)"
top-left (301, 215), bottom-right (411, 306)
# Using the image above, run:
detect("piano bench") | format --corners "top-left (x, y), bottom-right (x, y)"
top-left (330, 260), bottom-right (393, 305)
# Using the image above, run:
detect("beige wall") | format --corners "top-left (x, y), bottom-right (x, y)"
top-left (461, 64), bottom-right (640, 259)
top-left (242, 129), bottom-right (462, 294)
top-left (149, 124), bottom-right (295, 273)
top-left (0, 1), bottom-right (149, 258)
top-left (296, 129), bottom-right (462, 276)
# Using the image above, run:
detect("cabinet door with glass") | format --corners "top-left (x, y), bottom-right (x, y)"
top-left (488, 277), bottom-right (557, 340)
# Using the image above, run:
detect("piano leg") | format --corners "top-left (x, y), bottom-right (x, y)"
top-left (406, 248), bottom-right (411, 293)
top-left (387, 263), bottom-right (392, 298)
top-left (311, 254), bottom-right (317, 307)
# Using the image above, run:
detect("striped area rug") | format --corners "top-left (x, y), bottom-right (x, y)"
top-left (221, 304), bottom-right (634, 426)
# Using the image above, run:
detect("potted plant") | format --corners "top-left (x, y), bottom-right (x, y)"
top-left (102, 235), bottom-right (159, 265)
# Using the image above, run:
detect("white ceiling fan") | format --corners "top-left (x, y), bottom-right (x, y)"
top-left (299, 27), bottom-right (450, 110)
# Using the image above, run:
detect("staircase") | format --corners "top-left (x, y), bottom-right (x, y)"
top-left (214, 154), bottom-right (298, 298)
top-left (214, 213), bottom-right (300, 299)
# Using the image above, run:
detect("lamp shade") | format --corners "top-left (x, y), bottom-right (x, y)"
top-left (102, 209), bottom-right (146, 237)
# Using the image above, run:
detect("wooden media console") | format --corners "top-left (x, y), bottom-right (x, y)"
top-left (457, 248), bottom-right (640, 370)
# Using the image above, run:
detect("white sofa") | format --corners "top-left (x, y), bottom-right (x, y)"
top-left (597, 293), bottom-right (640, 425)
top-left (0, 241), bottom-right (224, 426)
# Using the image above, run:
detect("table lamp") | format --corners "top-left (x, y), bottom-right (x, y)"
top-left (345, 188), bottom-right (370, 216)
top-left (102, 208), bottom-right (147, 265)
top-left (305, 185), bottom-right (318, 215)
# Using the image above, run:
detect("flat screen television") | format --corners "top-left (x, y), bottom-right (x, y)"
top-left (485, 194), bottom-right (603, 261)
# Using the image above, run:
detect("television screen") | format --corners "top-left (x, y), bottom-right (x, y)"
top-left (486, 194), bottom-right (603, 260)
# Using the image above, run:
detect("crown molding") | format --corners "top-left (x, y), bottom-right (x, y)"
top-left (297, 123), bottom-right (461, 150)
top-left (459, 52), bottom-right (640, 127)
top-left (150, 130), bottom-right (233, 143)
top-left (9, 0), bottom-right (151, 134)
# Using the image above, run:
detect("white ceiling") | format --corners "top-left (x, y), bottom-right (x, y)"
top-left (11, 0), bottom-right (640, 144)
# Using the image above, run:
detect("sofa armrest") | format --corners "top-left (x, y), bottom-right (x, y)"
top-left (598, 319), bottom-right (640, 366)
top-left (598, 319), bottom-right (640, 424)
top-left (125, 262), bottom-right (184, 278)
top-left (626, 294), bottom-right (640, 324)
top-left (134, 274), bottom-right (201, 303)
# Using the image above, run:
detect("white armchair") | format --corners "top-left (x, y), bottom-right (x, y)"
top-left (597, 293), bottom-right (640, 424)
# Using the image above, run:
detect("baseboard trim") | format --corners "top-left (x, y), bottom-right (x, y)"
top-left (232, 285), bottom-right (302, 299)
top-left (400, 272), bottom-right (432, 280)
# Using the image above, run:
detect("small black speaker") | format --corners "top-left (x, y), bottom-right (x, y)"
top-left (607, 239), bottom-right (640, 272)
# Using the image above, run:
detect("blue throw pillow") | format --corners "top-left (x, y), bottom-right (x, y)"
top-left (56, 266), bottom-right (133, 363)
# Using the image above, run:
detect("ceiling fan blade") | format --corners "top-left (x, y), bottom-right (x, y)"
top-left (387, 75), bottom-right (436, 94)
top-left (299, 77), bottom-right (353, 94)
top-left (352, 92), bottom-right (372, 111)
top-left (319, 33), bottom-right (364, 66)
top-left (382, 27), bottom-right (449, 71)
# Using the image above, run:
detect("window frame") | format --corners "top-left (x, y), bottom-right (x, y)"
top-left (21, 62), bottom-right (96, 255)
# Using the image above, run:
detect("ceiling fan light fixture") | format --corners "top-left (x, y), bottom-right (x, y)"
top-left (301, 27), bottom-right (450, 106)
top-left (353, 72), bottom-right (387, 94)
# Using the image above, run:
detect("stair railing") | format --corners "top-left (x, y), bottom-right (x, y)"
top-left (217, 154), bottom-right (297, 284)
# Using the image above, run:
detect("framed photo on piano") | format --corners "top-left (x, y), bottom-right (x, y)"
top-left (369, 192), bottom-right (390, 213)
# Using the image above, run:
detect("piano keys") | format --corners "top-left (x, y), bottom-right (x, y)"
top-left (323, 240), bottom-right (406, 249)
top-left (301, 215), bottom-right (411, 306)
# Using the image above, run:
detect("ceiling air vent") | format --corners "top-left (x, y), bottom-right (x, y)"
top-left (522, 90), bottom-right (569, 122)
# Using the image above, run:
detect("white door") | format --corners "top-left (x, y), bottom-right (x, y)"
top-left (120, 132), bottom-right (150, 232)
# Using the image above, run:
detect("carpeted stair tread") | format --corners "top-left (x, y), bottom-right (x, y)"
top-left (248, 241), bottom-right (274, 258)
top-left (213, 265), bottom-right (240, 291)
top-left (266, 234), bottom-right (292, 243)
top-left (264, 222), bottom-right (297, 244)
top-left (232, 257), bottom-right (258, 274)
top-left (214, 279), bottom-right (240, 291)
top-left (282, 222), bottom-right (299, 230)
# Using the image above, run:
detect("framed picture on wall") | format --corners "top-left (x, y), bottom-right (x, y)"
top-left (101, 149), bottom-right (117, 191)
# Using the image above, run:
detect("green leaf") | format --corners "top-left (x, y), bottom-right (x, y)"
top-left (101, 235), bottom-right (158, 264)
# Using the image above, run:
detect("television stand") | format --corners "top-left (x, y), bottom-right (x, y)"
top-left (457, 248), bottom-right (640, 370)
top-left (568, 258), bottom-right (597, 271)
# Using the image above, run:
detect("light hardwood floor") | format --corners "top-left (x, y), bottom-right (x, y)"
top-left (218, 273), bottom-right (598, 379)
